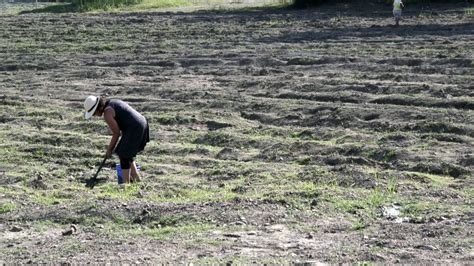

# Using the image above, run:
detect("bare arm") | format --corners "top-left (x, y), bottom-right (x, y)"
top-left (104, 107), bottom-right (120, 157)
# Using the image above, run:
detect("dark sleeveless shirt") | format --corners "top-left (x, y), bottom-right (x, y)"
top-left (106, 99), bottom-right (147, 131)
top-left (106, 99), bottom-right (149, 158)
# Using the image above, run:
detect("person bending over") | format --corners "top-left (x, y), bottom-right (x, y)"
top-left (84, 95), bottom-right (149, 184)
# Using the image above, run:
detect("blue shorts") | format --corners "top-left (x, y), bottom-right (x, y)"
top-left (393, 9), bottom-right (402, 19)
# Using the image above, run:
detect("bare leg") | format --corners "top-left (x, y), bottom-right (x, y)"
top-left (131, 161), bottom-right (141, 182)
top-left (123, 168), bottom-right (131, 183)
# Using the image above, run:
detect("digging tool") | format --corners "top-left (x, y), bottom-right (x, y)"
top-left (85, 156), bottom-right (108, 189)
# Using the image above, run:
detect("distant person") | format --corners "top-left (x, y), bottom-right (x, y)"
top-left (84, 96), bottom-right (149, 184)
top-left (393, 0), bottom-right (404, 26)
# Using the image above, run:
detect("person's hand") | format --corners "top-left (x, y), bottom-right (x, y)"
top-left (105, 150), bottom-right (113, 159)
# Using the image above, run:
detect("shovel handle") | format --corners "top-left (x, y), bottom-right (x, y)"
top-left (91, 156), bottom-right (108, 180)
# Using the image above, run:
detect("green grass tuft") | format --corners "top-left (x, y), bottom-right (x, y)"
top-left (0, 202), bottom-right (15, 214)
top-left (98, 183), bottom-right (142, 201)
top-left (465, 7), bottom-right (474, 16)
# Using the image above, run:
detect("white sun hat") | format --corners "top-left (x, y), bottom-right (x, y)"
top-left (84, 95), bottom-right (99, 119)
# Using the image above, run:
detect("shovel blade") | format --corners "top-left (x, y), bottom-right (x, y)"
top-left (85, 157), bottom-right (108, 189)
top-left (85, 177), bottom-right (106, 189)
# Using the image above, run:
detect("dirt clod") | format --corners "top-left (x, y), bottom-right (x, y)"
top-left (61, 225), bottom-right (77, 236)
top-left (10, 226), bottom-right (22, 232)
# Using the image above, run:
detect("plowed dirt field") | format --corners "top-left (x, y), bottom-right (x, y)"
top-left (1, 2), bottom-right (473, 263)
